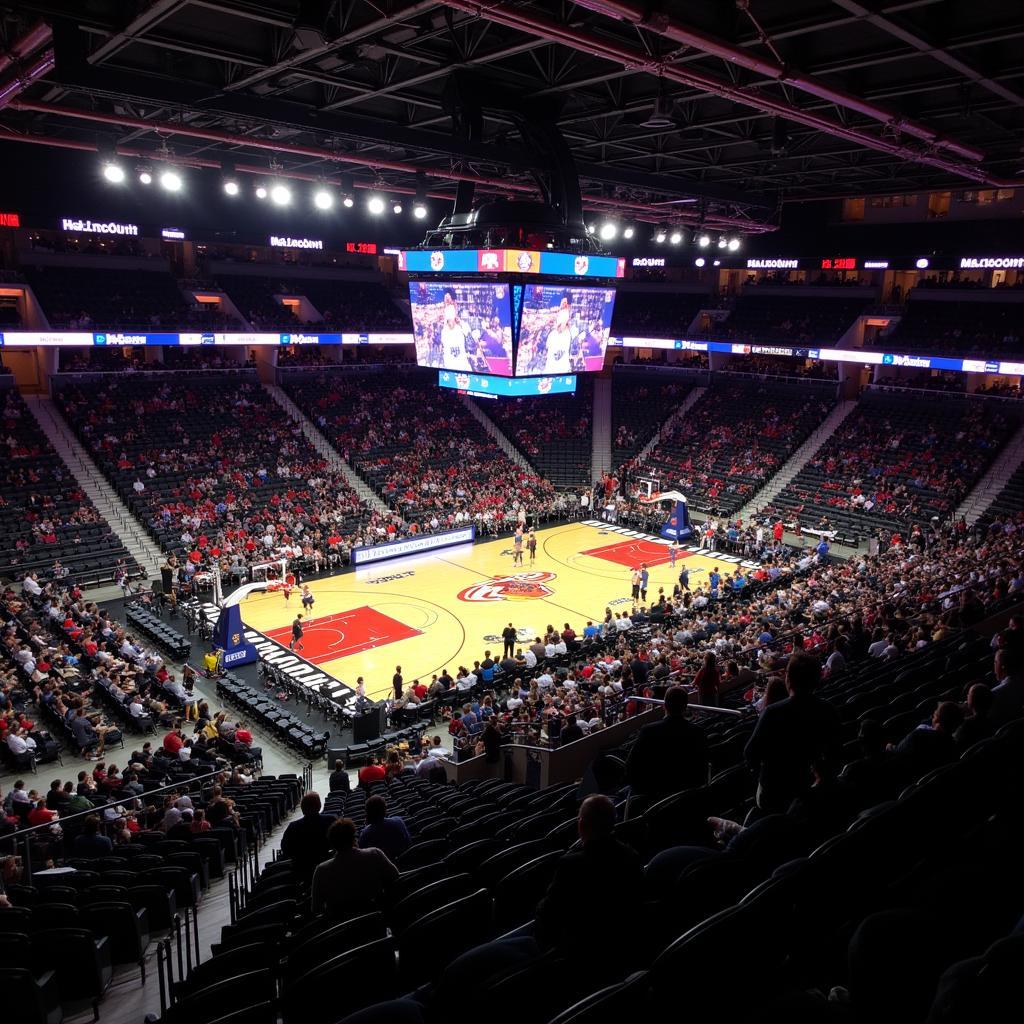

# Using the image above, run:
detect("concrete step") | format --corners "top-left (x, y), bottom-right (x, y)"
top-left (737, 398), bottom-right (859, 521)
top-left (262, 382), bottom-right (391, 515)
top-left (22, 394), bottom-right (165, 580)
top-left (461, 395), bottom-right (534, 472)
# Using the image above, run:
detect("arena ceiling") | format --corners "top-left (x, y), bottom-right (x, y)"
top-left (1, 1), bottom-right (1023, 234)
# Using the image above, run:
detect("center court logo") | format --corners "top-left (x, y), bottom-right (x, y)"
top-left (458, 571), bottom-right (556, 602)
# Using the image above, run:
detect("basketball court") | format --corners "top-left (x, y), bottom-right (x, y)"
top-left (236, 520), bottom-right (758, 701)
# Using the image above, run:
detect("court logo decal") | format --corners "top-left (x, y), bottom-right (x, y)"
top-left (458, 571), bottom-right (556, 602)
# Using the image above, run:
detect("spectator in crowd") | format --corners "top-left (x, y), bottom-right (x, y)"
top-left (328, 759), bottom-right (351, 793)
top-left (311, 817), bottom-right (400, 917)
top-left (358, 795), bottom-right (411, 862)
top-left (71, 814), bottom-right (114, 858)
top-left (990, 639), bottom-right (1023, 726)
top-left (280, 791), bottom-right (336, 883)
top-left (891, 701), bottom-right (964, 779)
top-left (626, 685), bottom-right (708, 811)
top-left (744, 653), bottom-right (841, 814)
top-left (536, 794), bottom-right (642, 953)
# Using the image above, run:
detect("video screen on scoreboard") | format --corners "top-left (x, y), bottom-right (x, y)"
top-left (408, 280), bottom-right (514, 376)
top-left (514, 284), bottom-right (616, 376)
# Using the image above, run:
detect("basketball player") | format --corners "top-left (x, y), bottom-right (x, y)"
top-left (527, 528), bottom-right (537, 564)
top-left (301, 584), bottom-right (315, 612)
top-left (669, 540), bottom-right (679, 569)
top-left (513, 527), bottom-right (524, 566)
top-left (440, 292), bottom-right (472, 371)
top-left (289, 613), bottom-right (304, 651)
top-left (630, 567), bottom-right (641, 601)
top-left (640, 564), bottom-right (649, 602)
top-left (679, 566), bottom-right (690, 591)
top-left (282, 572), bottom-right (295, 603)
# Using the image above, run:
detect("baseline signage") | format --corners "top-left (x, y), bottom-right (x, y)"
top-left (606, 336), bottom-right (1024, 376)
top-left (437, 370), bottom-right (578, 397)
top-left (400, 248), bottom-right (625, 278)
top-left (351, 525), bottom-right (476, 567)
top-left (0, 331), bottom-right (413, 347)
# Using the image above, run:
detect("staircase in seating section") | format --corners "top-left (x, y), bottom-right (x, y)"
top-left (262, 382), bottom-right (391, 515)
top-left (736, 398), bottom-right (859, 522)
top-left (459, 395), bottom-right (534, 472)
top-left (631, 386), bottom-right (707, 468)
top-left (956, 418), bottom-right (1024, 524)
top-left (589, 377), bottom-right (612, 483)
top-left (23, 393), bottom-right (165, 583)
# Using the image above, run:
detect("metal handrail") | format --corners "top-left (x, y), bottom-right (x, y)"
top-left (629, 695), bottom-right (744, 716)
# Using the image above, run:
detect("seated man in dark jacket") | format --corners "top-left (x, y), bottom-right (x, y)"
top-left (625, 685), bottom-right (708, 809)
top-left (744, 652), bottom-right (841, 814)
top-left (536, 795), bottom-right (642, 955)
top-left (892, 700), bottom-right (963, 782)
top-left (280, 791), bottom-right (337, 883)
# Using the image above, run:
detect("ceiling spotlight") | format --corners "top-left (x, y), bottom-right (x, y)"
top-left (915, 257), bottom-right (929, 269)
top-left (159, 169), bottom-right (182, 192)
top-left (255, 185), bottom-right (268, 199)
top-left (669, 230), bottom-right (682, 244)
top-left (654, 226), bottom-right (667, 243)
top-left (313, 188), bottom-right (333, 210)
top-left (587, 223), bottom-right (596, 234)
top-left (717, 236), bottom-right (727, 249)
top-left (138, 169), bottom-right (153, 185)
top-left (413, 202), bottom-right (428, 219)
top-left (103, 162), bottom-right (126, 184)
top-left (392, 202), bottom-right (403, 214)
top-left (223, 179), bottom-right (240, 196)
top-left (713, 260), bottom-right (721, 266)
top-left (367, 195), bottom-right (386, 215)
top-left (623, 226), bottom-right (635, 240)
top-left (270, 183), bottom-right (291, 205)
top-left (697, 233), bottom-right (711, 248)
top-left (342, 195), bottom-right (354, 208)
top-left (599, 222), bottom-right (617, 241)
top-left (695, 257), bottom-right (706, 267)
top-left (727, 237), bottom-right (741, 251)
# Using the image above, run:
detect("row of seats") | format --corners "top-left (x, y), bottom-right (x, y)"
top-left (23, 264), bottom-right (239, 331)
top-left (0, 387), bottom-right (140, 585)
top-left (52, 373), bottom-right (368, 569)
top-left (705, 293), bottom-right (872, 345)
top-left (766, 390), bottom-right (1020, 541)
top-left (477, 378), bottom-right (593, 488)
top-left (881, 296), bottom-right (1024, 355)
top-left (611, 374), bottom-right (695, 466)
top-left (632, 378), bottom-right (835, 516)
top-left (125, 603), bottom-right (192, 662)
top-left (216, 674), bottom-right (329, 759)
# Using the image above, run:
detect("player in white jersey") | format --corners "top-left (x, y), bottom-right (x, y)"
top-left (439, 292), bottom-right (472, 371)
top-left (543, 297), bottom-right (573, 373)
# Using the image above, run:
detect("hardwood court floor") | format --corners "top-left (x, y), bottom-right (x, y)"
top-left (238, 520), bottom-right (757, 701)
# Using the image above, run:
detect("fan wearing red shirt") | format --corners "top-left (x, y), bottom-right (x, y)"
top-left (27, 801), bottom-right (58, 828)
top-left (163, 729), bottom-right (184, 756)
top-left (357, 759), bottom-right (387, 786)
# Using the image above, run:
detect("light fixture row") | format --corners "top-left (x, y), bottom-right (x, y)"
top-left (102, 160), bottom-right (429, 218)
